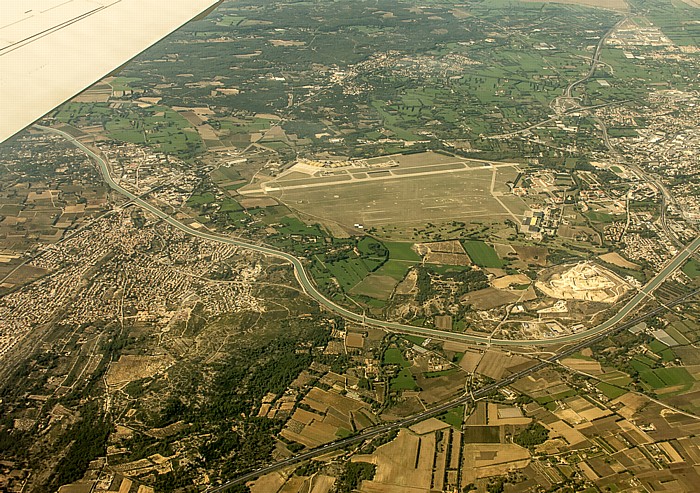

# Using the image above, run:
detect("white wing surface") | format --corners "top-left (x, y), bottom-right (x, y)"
top-left (0, 0), bottom-right (220, 143)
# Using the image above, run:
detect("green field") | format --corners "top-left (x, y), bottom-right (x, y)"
top-left (103, 105), bottom-right (203, 157)
top-left (462, 240), bottom-right (503, 268)
top-left (596, 382), bottom-right (627, 400)
top-left (424, 368), bottom-right (458, 378)
top-left (220, 117), bottom-right (273, 134)
top-left (335, 428), bottom-right (354, 439)
top-left (639, 371), bottom-right (665, 389)
top-left (631, 357), bottom-right (652, 374)
top-left (402, 335), bottom-right (426, 345)
top-left (53, 102), bottom-right (112, 124)
top-left (655, 367), bottom-right (694, 387)
top-left (217, 15), bottom-right (246, 26)
top-left (648, 340), bottom-right (676, 362)
top-left (227, 211), bottom-right (247, 224)
top-left (599, 370), bottom-right (634, 387)
top-left (682, 259), bottom-right (700, 279)
top-left (188, 193), bottom-right (216, 205)
top-left (327, 258), bottom-right (384, 291)
top-left (585, 211), bottom-right (616, 223)
top-left (635, 355), bottom-right (657, 367)
top-left (383, 348), bottom-right (411, 367)
top-left (357, 237), bottom-right (387, 257)
top-left (535, 388), bottom-right (577, 407)
top-left (384, 241), bottom-right (421, 261)
top-left (350, 273), bottom-right (397, 300)
top-left (439, 405), bottom-right (464, 428)
top-left (639, 366), bottom-right (694, 390)
top-left (373, 260), bottom-right (414, 281)
top-left (277, 217), bottom-right (325, 237)
top-left (390, 368), bottom-right (419, 391)
top-left (110, 76), bottom-right (141, 92)
top-left (220, 198), bottom-right (243, 212)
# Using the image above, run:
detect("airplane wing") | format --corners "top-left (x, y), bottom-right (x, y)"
top-left (0, 0), bottom-right (220, 144)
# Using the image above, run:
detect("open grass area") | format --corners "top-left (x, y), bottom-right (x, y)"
top-left (391, 368), bottom-right (419, 391)
top-left (655, 367), bottom-right (695, 387)
top-left (326, 258), bottom-right (384, 291)
top-left (535, 389), bottom-right (577, 407)
top-left (217, 15), bottom-right (246, 26)
top-left (357, 237), bottom-right (387, 256)
top-left (383, 348), bottom-right (411, 367)
top-left (277, 217), bottom-right (325, 237)
top-left (585, 211), bottom-right (616, 223)
top-left (424, 368), bottom-right (458, 378)
top-left (53, 102), bottom-right (113, 124)
top-left (220, 198), bottom-right (243, 212)
top-left (631, 357), bottom-right (653, 374)
top-left (374, 260), bottom-right (414, 281)
top-left (638, 366), bottom-right (695, 390)
top-left (350, 274), bottom-right (397, 300)
top-left (439, 405), bottom-right (464, 428)
top-left (462, 240), bottom-right (503, 268)
top-left (682, 259), bottom-right (700, 279)
top-left (402, 335), bottom-right (426, 345)
top-left (599, 371), bottom-right (634, 387)
top-left (335, 428), bottom-right (354, 439)
top-left (639, 370), bottom-right (665, 389)
top-left (227, 211), bottom-right (247, 224)
top-left (110, 76), bottom-right (141, 92)
top-left (648, 340), bottom-right (676, 362)
top-left (188, 193), bottom-right (216, 205)
top-left (384, 241), bottom-right (421, 261)
top-left (596, 382), bottom-right (627, 400)
top-left (219, 117), bottom-right (272, 134)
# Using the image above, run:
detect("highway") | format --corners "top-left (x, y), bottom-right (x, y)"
top-left (563, 17), bottom-right (627, 100)
top-left (491, 17), bottom-right (630, 140)
top-left (41, 125), bottom-right (700, 348)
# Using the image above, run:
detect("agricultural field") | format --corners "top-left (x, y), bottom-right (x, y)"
top-left (384, 241), bottom-right (421, 262)
top-left (383, 347), bottom-right (411, 367)
top-left (350, 274), bottom-right (398, 300)
top-left (439, 405), bottom-right (465, 428)
top-left (104, 105), bottom-right (203, 157)
top-left (325, 257), bottom-right (384, 291)
top-left (374, 260), bottom-right (414, 281)
top-left (391, 368), bottom-right (419, 391)
top-left (356, 429), bottom-right (436, 491)
top-left (281, 386), bottom-right (378, 448)
top-left (682, 259), bottom-right (700, 279)
top-left (462, 240), bottom-right (504, 268)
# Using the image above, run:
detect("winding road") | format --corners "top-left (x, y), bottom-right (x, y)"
top-left (40, 125), bottom-right (700, 348)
